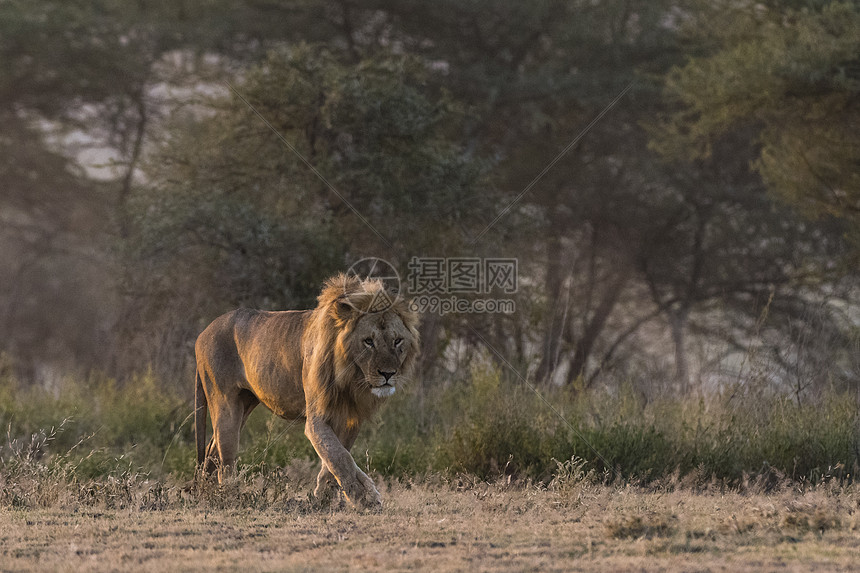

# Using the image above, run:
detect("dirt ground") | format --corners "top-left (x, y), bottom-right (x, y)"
top-left (1, 479), bottom-right (859, 572)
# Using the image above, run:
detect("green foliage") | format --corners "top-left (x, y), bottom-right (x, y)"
top-left (0, 2), bottom-right (857, 476)
top-left (1, 367), bottom-right (858, 490)
top-left (0, 1), bottom-right (147, 113)
top-left (422, 367), bottom-right (570, 477)
top-left (654, 1), bottom-right (860, 224)
top-left (137, 44), bottom-right (485, 259)
top-left (125, 46), bottom-right (489, 373)
top-left (2, 0), bottom-right (856, 394)
top-left (238, 409), bottom-right (317, 472)
top-left (0, 372), bottom-right (190, 479)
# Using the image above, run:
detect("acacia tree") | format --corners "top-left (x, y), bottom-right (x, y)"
top-left (0, 0), bottom-right (403, 379)
top-left (646, 0), bottom-right (860, 394)
top-left (654, 0), bottom-right (860, 239)
top-left (125, 46), bottom-right (487, 377)
top-left (5, 0), bottom-right (856, 392)
top-left (0, 1), bottom-right (149, 378)
top-left (0, 1), bottom-right (225, 378)
top-left (360, 1), bottom-right (685, 381)
top-left (287, 0), bottom-right (854, 390)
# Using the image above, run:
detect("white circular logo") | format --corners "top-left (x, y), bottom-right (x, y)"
top-left (344, 257), bottom-right (401, 314)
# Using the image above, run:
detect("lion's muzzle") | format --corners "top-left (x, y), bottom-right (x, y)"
top-left (371, 383), bottom-right (396, 398)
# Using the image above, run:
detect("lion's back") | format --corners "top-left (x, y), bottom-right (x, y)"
top-left (195, 308), bottom-right (311, 417)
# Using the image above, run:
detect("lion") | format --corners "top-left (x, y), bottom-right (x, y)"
top-left (194, 273), bottom-right (419, 507)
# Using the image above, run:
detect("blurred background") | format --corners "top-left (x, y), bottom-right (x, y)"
top-left (1, 1), bottom-right (858, 411)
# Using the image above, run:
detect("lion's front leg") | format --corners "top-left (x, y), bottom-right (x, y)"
top-left (304, 417), bottom-right (381, 508)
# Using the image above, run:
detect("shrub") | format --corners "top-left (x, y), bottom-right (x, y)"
top-left (0, 366), bottom-right (857, 487)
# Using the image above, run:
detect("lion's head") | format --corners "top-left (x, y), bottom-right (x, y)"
top-left (306, 273), bottom-right (420, 402)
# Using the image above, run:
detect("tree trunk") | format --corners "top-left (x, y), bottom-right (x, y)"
top-left (418, 312), bottom-right (442, 382)
top-left (566, 266), bottom-right (630, 386)
top-left (669, 308), bottom-right (690, 394)
top-left (117, 89), bottom-right (148, 239)
top-left (534, 232), bottom-right (566, 383)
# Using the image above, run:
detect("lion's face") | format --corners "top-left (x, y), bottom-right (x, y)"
top-left (349, 310), bottom-right (416, 398)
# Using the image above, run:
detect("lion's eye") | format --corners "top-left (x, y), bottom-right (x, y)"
top-left (394, 338), bottom-right (403, 347)
top-left (364, 338), bottom-right (374, 348)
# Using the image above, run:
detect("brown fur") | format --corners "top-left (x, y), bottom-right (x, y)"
top-left (194, 273), bottom-right (419, 507)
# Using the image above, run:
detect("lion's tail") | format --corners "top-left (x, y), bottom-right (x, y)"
top-left (194, 369), bottom-right (208, 471)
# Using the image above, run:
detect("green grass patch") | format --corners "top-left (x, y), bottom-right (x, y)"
top-left (0, 366), bottom-right (858, 489)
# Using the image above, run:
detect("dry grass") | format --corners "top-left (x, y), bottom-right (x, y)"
top-left (1, 468), bottom-right (859, 572)
top-left (2, 373), bottom-right (859, 571)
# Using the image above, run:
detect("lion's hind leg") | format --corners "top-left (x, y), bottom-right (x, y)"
top-left (313, 463), bottom-right (341, 505)
top-left (206, 392), bottom-right (246, 483)
top-left (202, 437), bottom-right (218, 475)
top-left (199, 386), bottom-right (259, 484)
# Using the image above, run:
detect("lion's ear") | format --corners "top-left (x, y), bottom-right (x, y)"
top-left (334, 298), bottom-right (357, 322)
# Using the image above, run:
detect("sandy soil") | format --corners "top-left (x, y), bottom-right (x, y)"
top-left (1, 480), bottom-right (858, 572)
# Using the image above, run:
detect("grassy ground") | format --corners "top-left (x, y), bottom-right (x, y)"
top-left (1, 367), bottom-right (859, 570)
top-left (1, 475), bottom-right (859, 572)
top-left (1, 368), bottom-right (858, 486)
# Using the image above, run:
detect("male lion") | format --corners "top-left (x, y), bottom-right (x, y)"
top-left (194, 273), bottom-right (419, 507)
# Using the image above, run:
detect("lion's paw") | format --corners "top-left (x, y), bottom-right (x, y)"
top-left (357, 471), bottom-right (382, 508)
top-left (342, 479), bottom-right (382, 511)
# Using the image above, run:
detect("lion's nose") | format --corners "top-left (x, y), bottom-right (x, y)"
top-left (378, 369), bottom-right (396, 382)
